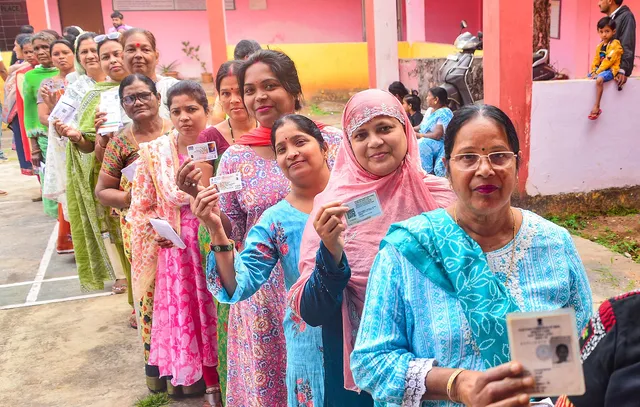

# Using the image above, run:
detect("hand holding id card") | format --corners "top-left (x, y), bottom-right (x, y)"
top-left (507, 308), bottom-right (585, 398)
top-left (343, 191), bottom-right (383, 227)
top-left (188, 142), bottom-right (218, 162)
top-left (210, 173), bottom-right (242, 194)
top-left (149, 218), bottom-right (187, 249)
top-left (98, 88), bottom-right (122, 135)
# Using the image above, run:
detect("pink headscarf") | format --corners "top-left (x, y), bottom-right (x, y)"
top-left (289, 89), bottom-right (456, 391)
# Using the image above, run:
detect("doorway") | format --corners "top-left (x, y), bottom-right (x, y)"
top-left (58, 0), bottom-right (105, 35)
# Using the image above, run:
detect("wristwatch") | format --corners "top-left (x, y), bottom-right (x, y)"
top-left (210, 239), bottom-right (235, 253)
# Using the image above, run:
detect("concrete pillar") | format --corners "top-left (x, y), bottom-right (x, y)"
top-left (206, 0), bottom-right (229, 74)
top-left (365, 0), bottom-right (400, 89)
top-left (405, 0), bottom-right (426, 43)
top-left (25, 0), bottom-right (50, 31)
top-left (483, 0), bottom-right (533, 194)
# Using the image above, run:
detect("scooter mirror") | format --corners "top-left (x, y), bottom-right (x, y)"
top-left (477, 31), bottom-right (483, 39)
top-left (460, 20), bottom-right (468, 29)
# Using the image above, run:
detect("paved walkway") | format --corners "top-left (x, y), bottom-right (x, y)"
top-left (1, 128), bottom-right (638, 406)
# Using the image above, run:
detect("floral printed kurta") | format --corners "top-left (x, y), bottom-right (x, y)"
top-left (207, 200), bottom-right (324, 407)
top-left (217, 126), bottom-right (341, 406)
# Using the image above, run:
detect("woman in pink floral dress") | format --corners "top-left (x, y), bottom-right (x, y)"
top-left (215, 50), bottom-right (341, 406)
top-left (129, 81), bottom-right (221, 406)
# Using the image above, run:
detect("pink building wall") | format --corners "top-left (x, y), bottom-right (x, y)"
top-left (47, 0), bottom-right (62, 34)
top-left (97, 0), bottom-right (363, 77)
top-left (550, 0), bottom-right (640, 78)
top-left (527, 79), bottom-right (640, 196)
top-left (425, 0), bottom-right (482, 44)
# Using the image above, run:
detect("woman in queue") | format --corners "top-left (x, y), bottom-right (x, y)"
top-left (54, 32), bottom-right (130, 292)
top-left (197, 60), bottom-right (257, 167)
top-left (193, 115), bottom-right (330, 406)
top-left (95, 73), bottom-right (172, 324)
top-left (181, 59), bottom-right (258, 401)
top-left (2, 34), bottom-right (36, 176)
top-left (38, 38), bottom-right (76, 254)
top-left (416, 86), bottom-right (453, 176)
top-left (203, 50), bottom-right (341, 406)
top-left (120, 28), bottom-right (178, 119)
top-left (288, 89), bottom-right (456, 405)
top-left (350, 104), bottom-right (593, 406)
top-left (129, 81), bottom-right (220, 405)
top-left (22, 31), bottom-right (59, 215)
top-left (44, 32), bottom-right (106, 250)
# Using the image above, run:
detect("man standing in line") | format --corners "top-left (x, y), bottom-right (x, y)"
top-left (108, 11), bottom-right (133, 34)
top-left (599, 0), bottom-right (636, 89)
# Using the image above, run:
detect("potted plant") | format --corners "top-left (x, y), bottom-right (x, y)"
top-left (158, 60), bottom-right (180, 79)
top-left (181, 41), bottom-right (213, 83)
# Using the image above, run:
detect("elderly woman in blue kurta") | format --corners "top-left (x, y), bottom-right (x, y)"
top-left (417, 87), bottom-right (453, 177)
top-left (351, 104), bottom-right (593, 407)
top-left (192, 114), bottom-right (332, 406)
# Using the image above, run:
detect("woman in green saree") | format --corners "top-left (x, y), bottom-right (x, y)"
top-left (54, 33), bottom-right (131, 293)
top-left (22, 31), bottom-right (59, 217)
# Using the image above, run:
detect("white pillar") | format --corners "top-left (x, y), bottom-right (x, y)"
top-left (366, 0), bottom-right (400, 89)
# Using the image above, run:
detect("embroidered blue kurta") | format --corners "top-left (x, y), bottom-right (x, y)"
top-left (351, 209), bottom-right (593, 407)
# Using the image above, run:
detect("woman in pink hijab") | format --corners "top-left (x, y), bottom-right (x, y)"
top-left (288, 88), bottom-right (456, 404)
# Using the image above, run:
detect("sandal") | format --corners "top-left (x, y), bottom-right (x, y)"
top-left (112, 279), bottom-right (128, 294)
top-left (588, 109), bottom-right (602, 120)
top-left (203, 385), bottom-right (223, 407)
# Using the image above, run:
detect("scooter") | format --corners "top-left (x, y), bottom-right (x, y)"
top-left (438, 21), bottom-right (483, 111)
top-left (439, 21), bottom-right (562, 110)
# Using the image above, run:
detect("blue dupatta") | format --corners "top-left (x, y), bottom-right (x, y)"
top-left (381, 208), bottom-right (520, 369)
top-left (418, 107), bottom-right (454, 134)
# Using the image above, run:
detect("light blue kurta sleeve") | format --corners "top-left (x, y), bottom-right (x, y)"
top-left (205, 220), bottom-right (279, 304)
top-left (351, 245), bottom-right (435, 407)
top-left (562, 230), bottom-right (594, 331)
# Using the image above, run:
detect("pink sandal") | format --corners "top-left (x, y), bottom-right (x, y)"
top-left (588, 109), bottom-right (602, 120)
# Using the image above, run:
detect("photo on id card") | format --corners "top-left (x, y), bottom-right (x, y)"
top-left (187, 142), bottom-right (218, 162)
top-left (507, 308), bottom-right (585, 398)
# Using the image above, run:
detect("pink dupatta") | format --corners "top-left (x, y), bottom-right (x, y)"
top-left (129, 130), bottom-right (190, 299)
top-left (288, 89), bottom-right (456, 391)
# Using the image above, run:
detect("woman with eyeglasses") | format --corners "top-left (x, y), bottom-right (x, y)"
top-left (96, 73), bottom-right (173, 389)
top-left (54, 31), bottom-right (131, 294)
top-left (95, 74), bottom-right (172, 325)
top-left (121, 28), bottom-right (178, 120)
top-left (350, 104), bottom-right (593, 407)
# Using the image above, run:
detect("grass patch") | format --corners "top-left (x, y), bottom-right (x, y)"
top-left (546, 214), bottom-right (587, 233)
top-left (593, 266), bottom-right (621, 288)
top-left (546, 210), bottom-right (640, 263)
top-left (308, 104), bottom-right (330, 116)
top-left (624, 280), bottom-right (638, 292)
top-left (134, 393), bottom-right (171, 407)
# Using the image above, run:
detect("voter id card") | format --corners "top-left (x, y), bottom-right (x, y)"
top-left (187, 142), bottom-right (218, 162)
top-left (507, 308), bottom-right (585, 398)
top-left (210, 172), bottom-right (242, 194)
top-left (343, 191), bottom-right (383, 227)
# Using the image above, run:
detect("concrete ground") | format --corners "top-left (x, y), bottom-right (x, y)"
top-left (1, 128), bottom-right (639, 406)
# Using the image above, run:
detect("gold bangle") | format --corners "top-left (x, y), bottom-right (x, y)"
top-left (446, 368), bottom-right (465, 403)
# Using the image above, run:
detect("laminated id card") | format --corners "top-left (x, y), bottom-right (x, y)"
top-left (507, 308), bottom-right (585, 398)
top-left (187, 142), bottom-right (218, 162)
top-left (210, 173), bottom-right (243, 194)
top-left (343, 191), bottom-right (383, 227)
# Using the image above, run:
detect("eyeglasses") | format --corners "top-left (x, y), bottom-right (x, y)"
top-left (95, 32), bottom-right (121, 44)
top-left (449, 151), bottom-right (516, 171)
top-left (122, 92), bottom-right (155, 106)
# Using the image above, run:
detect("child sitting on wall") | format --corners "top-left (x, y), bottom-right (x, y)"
top-left (588, 16), bottom-right (623, 120)
top-left (402, 92), bottom-right (424, 128)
